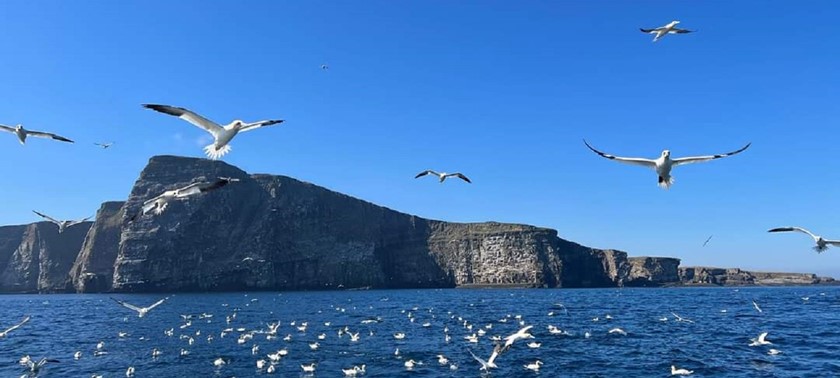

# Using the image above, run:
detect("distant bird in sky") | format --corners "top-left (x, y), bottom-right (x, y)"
top-left (130, 177), bottom-right (240, 221)
top-left (94, 142), bottom-right (114, 149)
top-left (0, 124), bottom-right (73, 145)
top-left (702, 235), bottom-right (713, 247)
top-left (583, 140), bottom-right (751, 189)
top-left (111, 297), bottom-right (167, 317)
top-left (321, 64), bottom-right (329, 70)
top-left (142, 104), bottom-right (284, 160)
top-left (640, 20), bottom-right (695, 42)
top-left (32, 211), bottom-right (92, 233)
top-left (768, 227), bottom-right (840, 253)
top-left (0, 315), bottom-right (30, 338)
top-left (415, 170), bottom-right (472, 184)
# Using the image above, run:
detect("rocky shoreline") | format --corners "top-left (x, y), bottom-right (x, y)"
top-left (0, 155), bottom-right (833, 294)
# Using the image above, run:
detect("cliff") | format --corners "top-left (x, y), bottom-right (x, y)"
top-left (0, 221), bottom-right (91, 293)
top-left (1, 155), bottom-right (834, 293)
top-left (679, 267), bottom-right (836, 286)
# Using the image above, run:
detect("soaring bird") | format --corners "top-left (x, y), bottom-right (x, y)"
top-left (94, 142), bottom-right (114, 149)
top-left (111, 297), bottom-right (167, 318)
top-left (143, 104), bottom-right (283, 160)
top-left (502, 325), bottom-right (534, 351)
top-left (640, 20), bottom-right (695, 42)
top-left (702, 235), bottom-right (713, 247)
top-left (130, 177), bottom-right (240, 221)
top-left (32, 211), bottom-right (92, 233)
top-left (414, 170), bottom-right (472, 184)
top-left (0, 124), bottom-right (73, 144)
top-left (0, 315), bottom-right (30, 338)
top-left (768, 227), bottom-right (840, 253)
top-left (583, 140), bottom-right (751, 189)
top-left (749, 332), bottom-right (772, 346)
top-left (467, 346), bottom-right (501, 371)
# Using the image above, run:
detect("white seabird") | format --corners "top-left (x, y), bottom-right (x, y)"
top-left (524, 361), bottom-right (543, 371)
top-left (502, 325), bottom-right (535, 351)
top-left (414, 170), bottom-right (472, 184)
top-left (143, 104), bottom-right (283, 160)
top-left (583, 140), bottom-right (751, 189)
top-left (301, 363), bottom-right (317, 373)
top-left (749, 332), bottom-right (772, 346)
top-left (640, 20), bottom-right (695, 42)
top-left (671, 365), bottom-right (694, 375)
top-left (752, 300), bottom-right (763, 313)
top-left (94, 142), bottom-right (114, 149)
top-left (130, 177), bottom-right (240, 221)
top-left (111, 297), bottom-right (167, 317)
top-left (25, 357), bottom-right (60, 373)
top-left (768, 227), bottom-right (840, 253)
top-left (32, 211), bottom-right (92, 233)
top-left (671, 312), bottom-right (694, 323)
top-left (0, 315), bottom-right (30, 338)
top-left (467, 347), bottom-right (500, 371)
top-left (0, 124), bottom-right (73, 145)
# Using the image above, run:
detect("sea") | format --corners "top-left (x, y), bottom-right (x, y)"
top-left (2, 287), bottom-right (839, 377)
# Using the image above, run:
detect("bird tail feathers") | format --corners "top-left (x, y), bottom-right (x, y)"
top-left (204, 143), bottom-right (231, 160)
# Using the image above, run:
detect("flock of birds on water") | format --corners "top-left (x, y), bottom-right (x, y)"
top-left (0, 19), bottom-right (835, 376)
top-left (5, 288), bottom-right (815, 377)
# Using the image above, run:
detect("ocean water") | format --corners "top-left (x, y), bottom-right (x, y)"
top-left (2, 287), bottom-right (839, 377)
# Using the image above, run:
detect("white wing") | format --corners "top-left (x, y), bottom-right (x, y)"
top-left (671, 143), bottom-right (751, 166)
top-left (32, 211), bottom-right (60, 225)
top-left (174, 182), bottom-right (205, 198)
top-left (584, 140), bottom-right (656, 168)
top-left (414, 170), bottom-right (440, 179)
top-left (239, 119), bottom-right (284, 133)
top-left (143, 104), bottom-right (224, 138)
top-left (26, 130), bottom-right (74, 143)
top-left (825, 240), bottom-right (840, 247)
top-left (0, 124), bottom-right (16, 134)
top-left (467, 349), bottom-right (490, 370)
top-left (146, 297), bottom-right (167, 311)
top-left (111, 298), bottom-right (143, 313)
top-left (768, 227), bottom-right (819, 242)
top-left (3, 316), bottom-right (30, 334)
top-left (757, 332), bottom-right (768, 343)
top-left (67, 216), bottom-right (93, 227)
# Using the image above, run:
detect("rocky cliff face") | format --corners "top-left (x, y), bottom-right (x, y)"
top-left (68, 201), bottom-right (125, 292)
top-left (0, 221), bottom-right (91, 293)
top-left (679, 267), bottom-right (834, 286)
top-left (2, 155), bottom-right (834, 293)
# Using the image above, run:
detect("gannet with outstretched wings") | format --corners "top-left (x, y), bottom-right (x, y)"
top-left (415, 170), bottom-right (472, 184)
top-left (143, 104), bottom-right (283, 160)
top-left (0, 124), bottom-right (73, 145)
top-left (25, 357), bottom-right (60, 373)
top-left (94, 142), bottom-right (114, 149)
top-left (0, 315), bottom-right (30, 338)
top-left (640, 20), bottom-right (695, 42)
top-left (111, 297), bottom-right (167, 317)
top-left (768, 227), bottom-right (840, 253)
top-left (583, 140), bottom-right (751, 189)
top-left (502, 325), bottom-right (534, 350)
top-left (130, 177), bottom-right (240, 221)
top-left (467, 346), bottom-right (500, 371)
top-left (32, 211), bottom-right (92, 233)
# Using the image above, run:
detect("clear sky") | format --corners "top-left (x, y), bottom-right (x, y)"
top-left (1, 1), bottom-right (838, 276)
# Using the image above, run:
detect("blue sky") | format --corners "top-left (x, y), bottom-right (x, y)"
top-left (1, 1), bottom-right (839, 276)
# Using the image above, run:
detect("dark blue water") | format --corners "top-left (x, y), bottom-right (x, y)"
top-left (2, 287), bottom-right (839, 377)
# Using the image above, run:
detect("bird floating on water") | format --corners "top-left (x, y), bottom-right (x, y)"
top-left (583, 140), bottom-right (751, 189)
top-left (768, 226), bottom-right (840, 253)
top-left (143, 104), bottom-right (283, 160)
top-left (524, 361), bottom-right (543, 371)
top-left (414, 170), bottom-right (471, 184)
top-left (130, 177), bottom-right (240, 221)
top-left (0, 124), bottom-right (73, 144)
top-left (671, 365), bottom-right (694, 375)
top-left (111, 297), bottom-right (167, 317)
top-left (0, 315), bottom-right (30, 338)
top-left (32, 211), bottom-right (91, 233)
top-left (640, 20), bottom-right (695, 42)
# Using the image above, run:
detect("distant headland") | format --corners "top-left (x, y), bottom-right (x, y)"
top-left (0, 155), bottom-right (833, 294)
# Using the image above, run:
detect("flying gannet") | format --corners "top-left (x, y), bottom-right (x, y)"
top-left (0, 315), bottom-right (30, 338)
top-left (768, 227), bottom-right (840, 253)
top-left (640, 20), bottom-right (695, 42)
top-left (502, 325), bottom-right (534, 351)
top-left (32, 211), bottom-right (91, 233)
top-left (749, 332), bottom-right (772, 346)
top-left (94, 142), bottom-right (114, 149)
top-left (111, 297), bottom-right (168, 317)
top-left (583, 140), bottom-right (751, 189)
top-left (467, 347), bottom-right (500, 371)
top-left (0, 124), bottom-right (73, 145)
top-left (129, 177), bottom-right (240, 221)
top-left (414, 170), bottom-right (472, 184)
top-left (25, 357), bottom-right (60, 373)
top-left (142, 104), bottom-right (283, 160)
